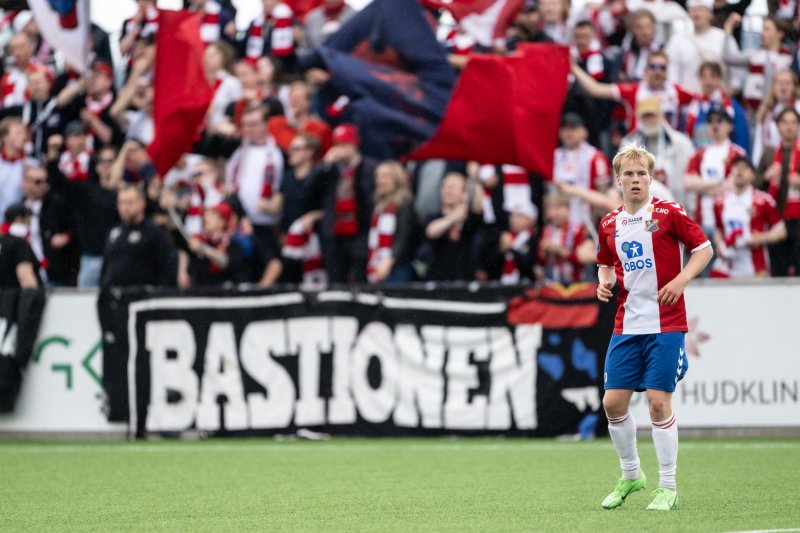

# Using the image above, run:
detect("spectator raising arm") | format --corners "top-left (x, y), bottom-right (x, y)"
top-left (570, 62), bottom-right (617, 101)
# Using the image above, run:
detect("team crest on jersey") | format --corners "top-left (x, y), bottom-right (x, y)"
top-left (645, 219), bottom-right (659, 233)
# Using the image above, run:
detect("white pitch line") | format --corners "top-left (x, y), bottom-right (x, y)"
top-left (721, 529), bottom-right (800, 533)
top-left (0, 441), bottom-right (798, 454)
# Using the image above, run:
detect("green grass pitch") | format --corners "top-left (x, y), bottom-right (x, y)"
top-left (1, 437), bottom-right (798, 532)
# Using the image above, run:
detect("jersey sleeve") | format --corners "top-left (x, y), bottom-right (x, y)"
top-left (669, 202), bottom-right (710, 251)
top-left (590, 151), bottom-right (612, 189)
top-left (759, 193), bottom-right (783, 227)
top-left (768, 179), bottom-right (779, 201)
top-left (685, 150), bottom-right (702, 175)
top-left (596, 222), bottom-right (614, 267)
top-left (613, 82), bottom-right (637, 105)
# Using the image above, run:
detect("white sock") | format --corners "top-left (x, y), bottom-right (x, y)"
top-left (651, 414), bottom-right (678, 491)
top-left (607, 411), bottom-right (640, 480)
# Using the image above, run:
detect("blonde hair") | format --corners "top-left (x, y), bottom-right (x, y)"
top-left (374, 160), bottom-right (412, 207)
top-left (612, 144), bottom-right (655, 176)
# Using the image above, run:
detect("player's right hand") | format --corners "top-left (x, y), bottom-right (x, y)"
top-left (597, 281), bottom-right (613, 303)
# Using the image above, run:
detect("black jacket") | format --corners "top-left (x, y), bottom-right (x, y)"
top-left (47, 160), bottom-right (119, 256)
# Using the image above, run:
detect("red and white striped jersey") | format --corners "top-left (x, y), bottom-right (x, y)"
top-left (711, 187), bottom-right (783, 278)
top-left (685, 140), bottom-right (747, 227)
top-left (613, 81), bottom-right (694, 131)
top-left (553, 142), bottom-right (611, 226)
top-left (597, 197), bottom-right (710, 335)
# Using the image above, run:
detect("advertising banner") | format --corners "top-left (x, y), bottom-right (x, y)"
top-left (99, 285), bottom-right (611, 438)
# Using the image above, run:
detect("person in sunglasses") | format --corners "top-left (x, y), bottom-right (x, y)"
top-left (571, 50), bottom-right (695, 137)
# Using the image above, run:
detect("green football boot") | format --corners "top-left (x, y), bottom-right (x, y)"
top-left (646, 487), bottom-right (678, 511)
top-left (601, 472), bottom-right (647, 509)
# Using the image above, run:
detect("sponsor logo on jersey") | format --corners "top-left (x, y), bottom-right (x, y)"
top-left (621, 240), bottom-right (653, 271)
top-left (645, 219), bottom-right (659, 233)
top-left (653, 207), bottom-right (669, 215)
top-left (620, 216), bottom-right (643, 227)
top-left (602, 216), bottom-right (616, 228)
top-left (621, 241), bottom-right (643, 259)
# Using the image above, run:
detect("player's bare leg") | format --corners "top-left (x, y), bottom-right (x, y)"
top-left (601, 389), bottom-right (646, 509)
top-left (647, 389), bottom-right (679, 510)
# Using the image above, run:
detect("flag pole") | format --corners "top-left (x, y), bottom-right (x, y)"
top-left (84, 0), bottom-right (91, 73)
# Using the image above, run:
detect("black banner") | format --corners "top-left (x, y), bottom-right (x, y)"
top-left (0, 289), bottom-right (47, 412)
top-left (99, 285), bottom-right (613, 438)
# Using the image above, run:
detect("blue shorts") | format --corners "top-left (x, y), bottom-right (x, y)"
top-left (604, 333), bottom-right (688, 392)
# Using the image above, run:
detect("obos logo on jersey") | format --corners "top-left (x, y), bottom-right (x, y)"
top-left (621, 240), bottom-right (653, 272)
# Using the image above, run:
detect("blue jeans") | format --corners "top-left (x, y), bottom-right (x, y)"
top-left (77, 255), bottom-right (103, 288)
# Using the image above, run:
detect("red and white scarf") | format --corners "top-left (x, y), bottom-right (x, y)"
top-left (0, 148), bottom-right (24, 163)
top-left (500, 165), bottom-right (531, 214)
top-left (228, 141), bottom-right (278, 198)
top-left (185, 181), bottom-right (224, 237)
top-left (58, 150), bottom-right (92, 182)
top-left (282, 218), bottom-right (327, 285)
top-left (333, 164), bottom-right (359, 237)
top-left (366, 202), bottom-right (397, 284)
top-left (500, 230), bottom-right (532, 285)
top-left (246, 3), bottom-right (294, 59)
top-left (198, 0), bottom-right (222, 44)
top-left (445, 28), bottom-right (475, 56)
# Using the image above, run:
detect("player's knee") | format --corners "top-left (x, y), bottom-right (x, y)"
top-left (648, 397), bottom-right (670, 421)
top-left (602, 395), bottom-right (627, 418)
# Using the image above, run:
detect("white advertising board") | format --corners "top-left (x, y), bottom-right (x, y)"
top-left (630, 281), bottom-right (800, 427)
top-left (0, 290), bottom-right (124, 433)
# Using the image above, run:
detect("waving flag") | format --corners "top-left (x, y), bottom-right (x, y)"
top-left (28, 0), bottom-right (89, 72)
top-left (147, 9), bottom-right (214, 177)
top-left (422, 0), bottom-right (525, 47)
top-left (305, 0), bottom-right (457, 158)
top-left (411, 44), bottom-right (570, 178)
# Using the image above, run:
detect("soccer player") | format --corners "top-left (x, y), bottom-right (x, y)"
top-left (596, 144), bottom-right (713, 511)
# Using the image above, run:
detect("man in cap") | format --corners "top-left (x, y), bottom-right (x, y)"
top-left (314, 123), bottom-right (377, 283)
top-left (552, 112), bottom-right (612, 227)
top-left (684, 107), bottom-right (747, 237)
top-left (621, 97), bottom-right (694, 205)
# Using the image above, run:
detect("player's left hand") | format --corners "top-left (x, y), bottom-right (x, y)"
top-left (657, 277), bottom-right (688, 306)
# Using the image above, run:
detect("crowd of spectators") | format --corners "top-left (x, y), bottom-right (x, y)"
top-left (0, 0), bottom-right (799, 291)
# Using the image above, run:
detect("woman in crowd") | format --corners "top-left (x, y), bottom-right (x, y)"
top-left (366, 161), bottom-right (417, 284)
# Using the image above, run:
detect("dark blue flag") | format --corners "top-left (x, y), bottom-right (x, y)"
top-left (305, 0), bottom-right (456, 159)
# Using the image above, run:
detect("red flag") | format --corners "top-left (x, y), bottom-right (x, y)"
top-left (410, 44), bottom-right (568, 179)
top-left (421, 0), bottom-right (524, 47)
top-left (147, 9), bottom-right (213, 177)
